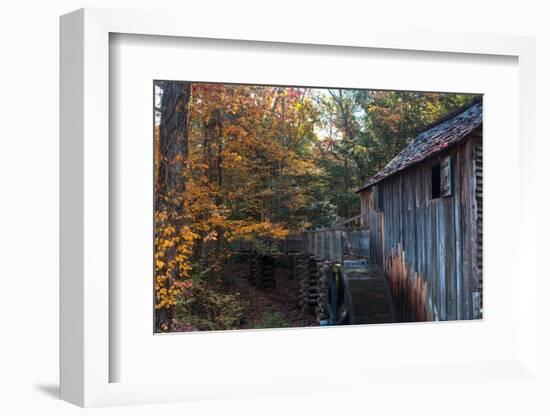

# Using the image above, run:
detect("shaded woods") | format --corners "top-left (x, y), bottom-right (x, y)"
top-left (153, 81), bottom-right (475, 332)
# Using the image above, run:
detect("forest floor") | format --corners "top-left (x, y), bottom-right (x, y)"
top-left (223, 262), bottom-right (318, 330)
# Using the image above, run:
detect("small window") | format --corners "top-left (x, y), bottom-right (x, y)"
top-left (431, 165), bottom-right (441, 199)
top-left (430, 157), bottom-right (452, 199)
top-left (373, 185), bottom-right (382, 212)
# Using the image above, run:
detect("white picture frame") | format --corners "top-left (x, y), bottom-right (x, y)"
top-left (60, 7), bottom-right (538, 408)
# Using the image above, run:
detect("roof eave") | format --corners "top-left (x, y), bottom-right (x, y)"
top-left (355, 128), bottom-right (481, 194)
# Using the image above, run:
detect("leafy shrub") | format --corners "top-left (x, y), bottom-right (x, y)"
top-left (175, 283), bottom-right (247, 331)
top-left (253, 311), bottom-right (291, 329)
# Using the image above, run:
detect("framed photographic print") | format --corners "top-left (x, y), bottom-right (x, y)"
top-left (60, 7), bottom-right (538, 408)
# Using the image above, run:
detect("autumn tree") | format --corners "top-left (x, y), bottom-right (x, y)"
top-left (154, 80), bottom-right (193, 332)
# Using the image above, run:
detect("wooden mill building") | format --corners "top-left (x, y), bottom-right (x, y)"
top-left (356, 101), bottom-right (483, 322)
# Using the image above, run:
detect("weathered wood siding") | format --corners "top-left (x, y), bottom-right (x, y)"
top-left (362, 130), bottom-right (482, 322)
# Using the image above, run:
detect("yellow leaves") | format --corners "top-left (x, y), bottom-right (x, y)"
top-left (153, 84), bottom-right (319, 314)
top-left (156, 211), bottom-right (168, 222)
top-left (154, 205), bottom-right (196, 311)
top-left (180, 225), bottom-right (198, 242)
top-left (226, 220), bottom-right (289, 242)
top-left (202, 230), bottom-right (218, 243)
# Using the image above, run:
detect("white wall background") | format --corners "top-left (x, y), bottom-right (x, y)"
top-left (0, 0), bottom-right (548, 414)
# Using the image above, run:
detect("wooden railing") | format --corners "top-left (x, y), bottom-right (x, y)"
top-left (301, 226), bottom-right (370, 262)
top-left (232, 215), bottom-right (371, 263)
top-left (331, 214), bottom-right (368, 229)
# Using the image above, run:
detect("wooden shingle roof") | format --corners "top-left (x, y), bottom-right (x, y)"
top-left (356, 101), bottom-right (482, 193)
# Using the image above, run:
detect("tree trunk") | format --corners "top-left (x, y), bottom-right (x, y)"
top-left (155, 81), bottom-right (192, 332)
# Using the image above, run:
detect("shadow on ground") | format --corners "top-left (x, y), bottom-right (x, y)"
top-left (34, 383), bottom-right (59, 399)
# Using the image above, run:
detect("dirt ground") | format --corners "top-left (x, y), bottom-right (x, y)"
top-left (224, 261), bottom-right (318, 330)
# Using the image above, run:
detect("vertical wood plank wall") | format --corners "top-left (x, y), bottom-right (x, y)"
top-left (363, 132), bottom-right (482, 321)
